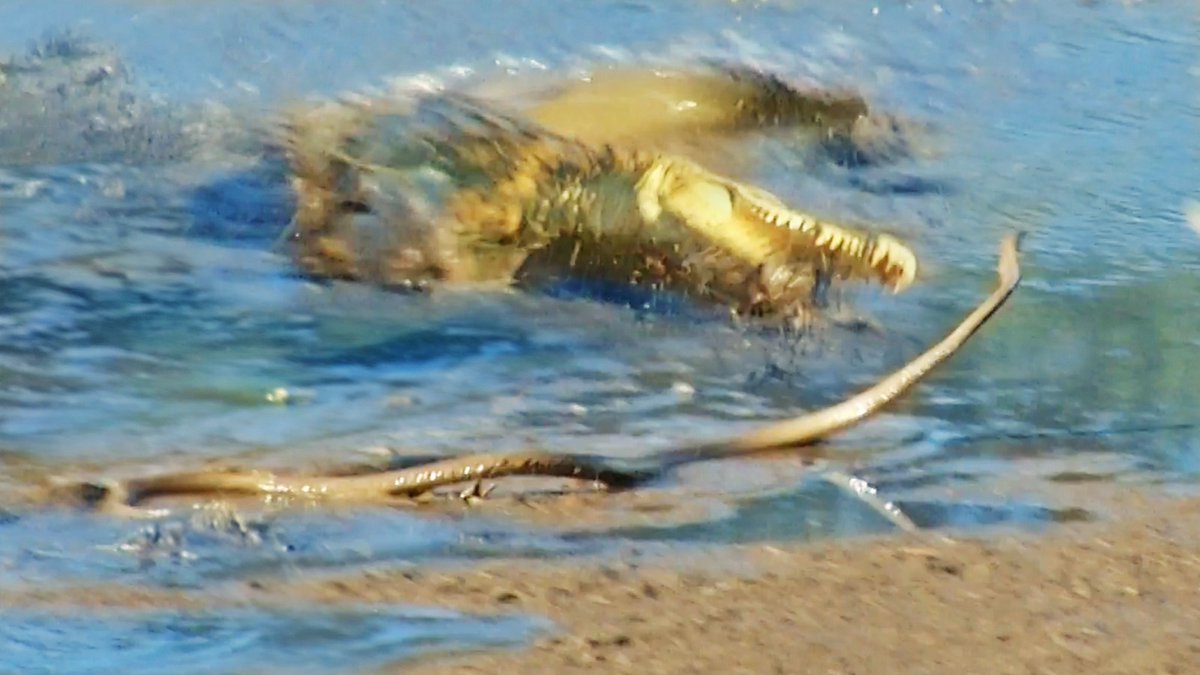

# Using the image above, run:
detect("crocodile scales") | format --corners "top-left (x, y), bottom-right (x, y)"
top-left (282, 67), bottom-right (920, 324)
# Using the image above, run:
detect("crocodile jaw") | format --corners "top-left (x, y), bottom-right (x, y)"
top-left (734, 181), bottom-right (919, 293)
top-left (636, 157), bottom-right (918, 293)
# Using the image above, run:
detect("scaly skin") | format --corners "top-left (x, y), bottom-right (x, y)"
top-left (282, 71), bottom-right (918, 321)
top-left (521, 66), bottom-right (874, 151)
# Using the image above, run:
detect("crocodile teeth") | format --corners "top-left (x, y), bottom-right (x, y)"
top-left (788, 215), bottom-right (812, 232)
top-left (870, 244), bottom-right (889, 267)
top-left (873, 234), bottom-right (917, 292)
top-left (752, 205), bottom-right (804, 230)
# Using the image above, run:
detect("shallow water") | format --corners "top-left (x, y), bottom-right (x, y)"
top-left (3, 606), bottom-right (548, 674)
top-left (1, 0), bottom-right (1198, 669)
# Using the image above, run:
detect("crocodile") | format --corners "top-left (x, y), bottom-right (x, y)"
top-left (281, 67), bottom-right (920, 323)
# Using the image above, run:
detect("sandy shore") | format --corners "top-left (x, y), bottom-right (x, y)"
top-left (6, 491), bottom-right (1200, 674)
top-left (326, 492), bottom-right (1199, 674)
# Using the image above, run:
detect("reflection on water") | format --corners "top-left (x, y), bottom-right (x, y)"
top-left (0, 0), bottom-right (1198, 666)
top-left (597, 477), bottom-right (1096, 546)
top-left (0, 506), bottom-right (598, 589)
top-left (2, 607), bottom-right (549, 674)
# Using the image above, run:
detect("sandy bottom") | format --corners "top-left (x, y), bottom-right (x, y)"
top-left (7, 491), bottom-right (1200, 674)
top-left (366, 493), bottom-right (1200, 674)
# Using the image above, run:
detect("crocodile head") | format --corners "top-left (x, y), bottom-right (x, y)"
top-left (635, 156), bottom-right (917, 293)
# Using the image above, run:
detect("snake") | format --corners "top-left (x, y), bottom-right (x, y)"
top-left (50, 234), bottom-right (1020, 514)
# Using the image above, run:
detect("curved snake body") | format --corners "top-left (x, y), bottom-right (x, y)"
top-left (60, 235), bottom-right (1020, 513)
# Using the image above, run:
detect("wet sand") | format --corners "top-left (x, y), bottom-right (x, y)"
top-left (5, 491), bottom-right (1200, 673)
top-left (345, 492), bottom-right (1198, 674)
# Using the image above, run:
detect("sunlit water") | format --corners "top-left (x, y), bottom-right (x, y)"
top-left (3, 606), bottom-right (548, 674)
top-left (1, 0), bottom-right (1198, 669)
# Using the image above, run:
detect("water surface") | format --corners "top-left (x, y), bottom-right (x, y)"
top-left (1, 0), bottom-right (1198, 669)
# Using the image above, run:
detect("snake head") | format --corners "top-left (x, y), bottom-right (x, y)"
top-left (636, 157), bottom-right (918, 293)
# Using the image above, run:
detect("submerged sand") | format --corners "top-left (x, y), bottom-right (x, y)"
top-left (358, 493), bottom-right (1200, 674)
top-left (8, 491), bottom-right (1199, 674)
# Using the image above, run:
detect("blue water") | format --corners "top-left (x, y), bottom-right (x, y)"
top-left (2, 607), bottom-right (548, 674)
top-left (1, 0), bottom-right (1198, 669)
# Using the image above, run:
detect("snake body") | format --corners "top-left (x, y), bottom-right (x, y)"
top-left (62, 235), bottom-right (1019, 513)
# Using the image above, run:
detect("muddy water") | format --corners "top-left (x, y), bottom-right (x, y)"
top-left (0, 0), bottom-right (1198, 671)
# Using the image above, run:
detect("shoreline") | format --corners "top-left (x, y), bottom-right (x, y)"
top-left (8, 490), bottom-right (1198, 674)
top-left (380, 492), bottom-right (1200, 674)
